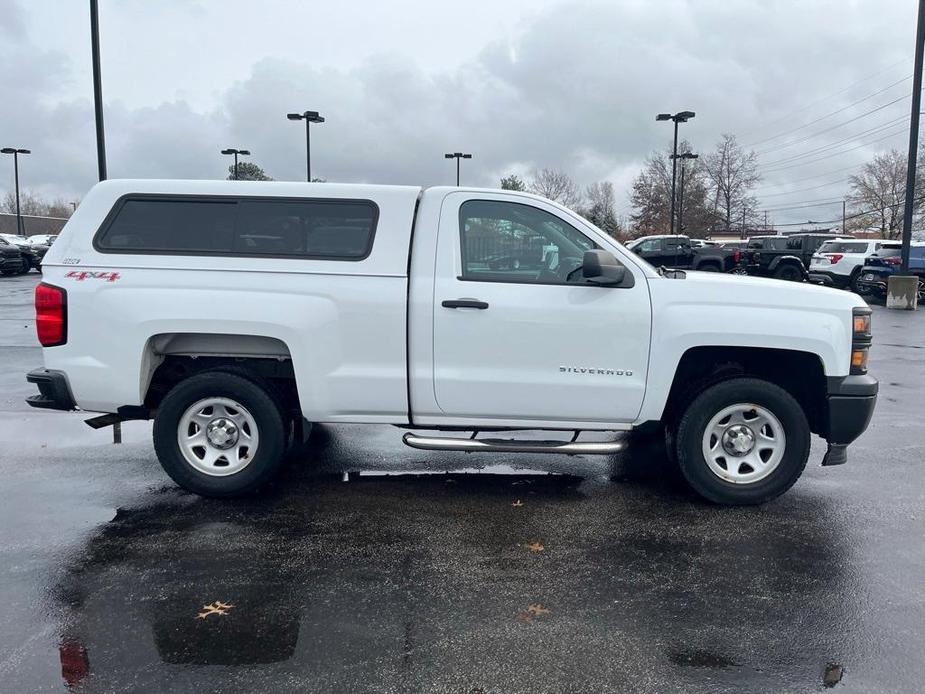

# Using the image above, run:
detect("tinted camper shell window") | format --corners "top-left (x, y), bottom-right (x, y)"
top-left (94, 194), bottom-right (379, 261)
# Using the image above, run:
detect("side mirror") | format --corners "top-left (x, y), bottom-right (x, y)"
top-left (582, 249), bottom-right (632, 287)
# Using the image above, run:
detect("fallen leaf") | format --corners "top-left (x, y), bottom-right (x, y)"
top-left (524, 542), bottom-right (545, 553)
top-left (197, 601), bottom-right (235, 619)
top-left (516, 603), bottom-right (551, 624)
top-left (511, 500), bottom-right (524, 508)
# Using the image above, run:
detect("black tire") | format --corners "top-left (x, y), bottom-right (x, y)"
top-left (153, 371), bottom-right (287, 497)
top-left (773, 264), bottom-right (803, 282)
top-left (17, 258), bottom-right (31, 275)
top-left (698, 263), bottom-right (720, 272)
top-left (675, 377), bottom-right (810, 505)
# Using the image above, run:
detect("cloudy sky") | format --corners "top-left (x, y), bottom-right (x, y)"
top-left (0, 0), bottom-right (918, 226)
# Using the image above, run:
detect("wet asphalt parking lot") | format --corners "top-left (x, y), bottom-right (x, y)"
top-left (0, 272), bottom-right (923, 693)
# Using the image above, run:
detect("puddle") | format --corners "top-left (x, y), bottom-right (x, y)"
top-left (667, 647), bottom-right (739, 669)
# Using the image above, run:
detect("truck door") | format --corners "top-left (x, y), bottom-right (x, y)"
top-left (431, 193), bottom-right (651, 425)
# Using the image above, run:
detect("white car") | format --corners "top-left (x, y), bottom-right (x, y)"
top-left (27, 234), bottom-right (58, 246)
top-left (25, 179), bottom-right (877, 505)
top-left (809, 239), bottom-right (901, 292)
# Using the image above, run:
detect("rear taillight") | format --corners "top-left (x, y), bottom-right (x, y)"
top-left (883, 256), bottom-right (902, 266)
top-left (35, 283), bottom-right (67, 347)
top-left (829, 254), bottom-right (843, 264)
top-left (733, 249), bottom-right (741, 264)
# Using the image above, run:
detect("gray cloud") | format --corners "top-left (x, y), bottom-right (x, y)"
top-left (0, 0), bottom-right (917, 225)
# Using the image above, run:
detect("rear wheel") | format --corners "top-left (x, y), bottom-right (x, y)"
top-left (675, 377), bottom-right (810, 505)
top-left (698, 263), bottom-right (720, 272)
top-left (773, 264), bottom-right (803, 282)
top-left (153, 371), bottom-right (287, 497)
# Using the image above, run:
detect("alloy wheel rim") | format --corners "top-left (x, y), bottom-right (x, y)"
top-left (177, 397), bottom-right (259, 476)
top-left (701, 403), bottom-right (786, 484)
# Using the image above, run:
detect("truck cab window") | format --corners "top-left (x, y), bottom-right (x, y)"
top-left (458, 200), bottom-right (599, 284)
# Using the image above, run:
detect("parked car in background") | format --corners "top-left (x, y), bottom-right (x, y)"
top-left (28, 234), bottom-right (58, 246)
top-left (628, 234), bottom-right (745, 272)
top-left (0, 236), bottom-right (25, 275)
top-left (0, 233), bottom-right (48, 272)
top-left (809, 239), bottom-right (900, 292)
top-left (743, 233), bottom-right (850, 281)
top-left (855, 243), bottom-right (925, 300)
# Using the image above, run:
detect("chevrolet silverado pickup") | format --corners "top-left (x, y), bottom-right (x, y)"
top-left (25, 180), bottom-right (878, 504)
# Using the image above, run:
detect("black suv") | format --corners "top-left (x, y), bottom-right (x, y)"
top-left (743, 233), bottom-right (848, 281)
top-left (627, 234), bottom-right (744, 272)
top-left (0, 237), bottom-right (25, 276)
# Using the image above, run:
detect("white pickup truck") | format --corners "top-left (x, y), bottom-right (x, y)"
top-left (26, 180), bottom-right (877, 504)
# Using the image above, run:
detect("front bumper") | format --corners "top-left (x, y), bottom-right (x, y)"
top-left (1, 254), bottom-right (22, 272)
top-left (822, 374), bottom-right (878, 465)
top-left (26, 368), bottom-right (77, 411)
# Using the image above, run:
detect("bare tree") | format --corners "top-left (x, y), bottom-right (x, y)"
top-left (630, 140), bottom-right (717, 237)
top-left (1, 191), bottom-right (76, 218)
top-left (703, 134), bottom-right (760, 231)
top-left (529, 168), bottom-right (582, 208)
top-left (847, 148), bottom-right (917, 238)
top-left (582, 181), bottom-right (623, 239)
top-left (2, 190), bottom-right (50, 216)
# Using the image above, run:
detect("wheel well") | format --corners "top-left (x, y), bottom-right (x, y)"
top-left (142, 333), bottom-right (301, 419)
top-left (662, 346), bottom-right (827, 435)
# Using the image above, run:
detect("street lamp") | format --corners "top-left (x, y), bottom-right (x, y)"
top-left (656, 111), bottom-right (696, 234)
top-left (287, 110), bottom-right (325, 181)
top-left (444, 152), bottom-right (472, 186)
top-left (1, 147), bottom-right (31, 236)
top-left (670, 152), bottom-right (698, 233)
top-left (221, 148), bottom-right (250, 180)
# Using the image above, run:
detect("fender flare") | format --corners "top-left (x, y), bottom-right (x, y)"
top-left (768, 255), bottom-right (806, 275)
top-left (691, 256), bottom-right (722, 271)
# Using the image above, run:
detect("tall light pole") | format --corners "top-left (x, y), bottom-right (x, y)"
top-left (89, 0), bottom-right (107, 181)
top-left (671, 151), bottom-right (698, 233)
top-left (287, 110), bottom-right (325, 181)
top-left (1, 148), bottom-right (30, 236)
top-left (444, 152), bottom-right (472, 186)
top-left (221, 148), bottom-right (250, 180)
top-left (656, 111), bottom-right (695, 234)
top-left (900, 0), bottom-right (925, 273)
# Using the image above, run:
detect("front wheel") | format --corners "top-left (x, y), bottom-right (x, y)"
top-left (153, 371), bottom-right (287, 497)
top-left (773, 264), bottom-right (804, 282)
top-left (675, 377), bottom-right (810, 505)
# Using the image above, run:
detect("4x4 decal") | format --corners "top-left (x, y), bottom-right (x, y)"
top-left (65, 270), bottom-right (121, 282)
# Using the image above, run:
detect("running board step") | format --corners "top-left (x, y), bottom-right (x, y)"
top-left (402, 433), bottom-right (623, 455)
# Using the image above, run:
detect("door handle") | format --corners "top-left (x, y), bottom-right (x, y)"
top-left (441, 298), bottom-right (489, 310)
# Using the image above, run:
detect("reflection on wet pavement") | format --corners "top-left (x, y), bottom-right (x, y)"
top-left (43, 426), bottom-right (860, 692)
